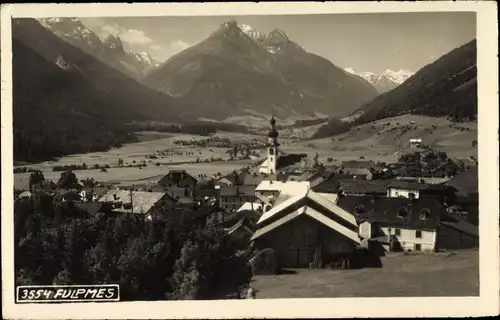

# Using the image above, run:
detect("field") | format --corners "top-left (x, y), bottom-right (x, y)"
top-left (251, 249), bottom-right (479, 298)
top-left (13, 115), bottom-right (477, 190)
top-left (13, 131), bottom-right (266, 190)
top-left (283, 115), bottom-right (478, 164)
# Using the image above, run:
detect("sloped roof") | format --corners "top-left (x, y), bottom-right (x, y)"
top-left (445, 167), bottom-right (478, 196)
top-left (158, 170), bottom-right (197, 185)
top-left (338, 180), bottom-right (390, 195)
top-left (255, 180), bottom-right (310, 195)
top-left (395, 176), bottom-right (450, 185)
top-left (316, 192), bottom-right (339, 204)
top-left (98, 190), bottom-right (170, 214)
top-left (387, 180), bottom-right (449, 192)
top-left (257, 189), bottom-right (358, 228)
top-left (237, 202), bottom-right (263, 212)
top-left (336, 195), bottom-right (443, 230)
top-left (440, 220), bottom-right (479, 237)
top-left (251, 204), bottom-right (360, 244)
top-left (219, 185), bottom-right (255, 197)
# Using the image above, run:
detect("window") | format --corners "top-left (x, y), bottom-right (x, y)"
top-left (397, 207), bottom-right (408, 218)
top-left (409, 192), bottom-right (416, 199)
top-left (395, 228), bottom-right (401, 236)
top-left (415, 230), bottom-right (422, 239)
top-left (387, 228), bottom-right (392, 234)
top-left (420, 208), bottom-right (430, 220)
top-left (415, 243), bottom-right (422, 251)
top-left (269, 148), bottom-right (275, 156)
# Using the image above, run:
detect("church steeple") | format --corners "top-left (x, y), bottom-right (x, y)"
top-left (259, 115), bottom-right (280, 175)
top-left (267, 115), bottom-right (279, 146)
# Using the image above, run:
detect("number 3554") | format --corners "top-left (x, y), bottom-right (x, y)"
top-left (20, 289), bottom-right (51, 300)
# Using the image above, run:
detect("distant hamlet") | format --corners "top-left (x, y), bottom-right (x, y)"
top-left (12, 16), bottom-right (479, 300)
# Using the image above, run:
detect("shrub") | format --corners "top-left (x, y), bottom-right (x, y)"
top-left (249, 248), bottom-right (278, 275)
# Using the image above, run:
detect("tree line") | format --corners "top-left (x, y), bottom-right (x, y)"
top-left (14, 194), bottom-right (252, 300)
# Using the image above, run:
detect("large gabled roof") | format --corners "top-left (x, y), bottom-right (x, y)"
top-left (252, 189), bottom-right (359, 243)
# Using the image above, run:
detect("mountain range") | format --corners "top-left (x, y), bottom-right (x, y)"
top-left (142, 20), bottom-right (379, 120)
top-left (38, 17), bottom-right (160, 79)
top-left (353, 39), bottom-right (477, 124)
top-left (314, 39), bottom-right (477, 138)
top-left (12, 18), bottom-right (180, 162)
top-left (343, 68), bottom-right (414, 94)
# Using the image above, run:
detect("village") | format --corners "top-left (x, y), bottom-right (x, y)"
top-left (13, 116), bottom-right (480, 299)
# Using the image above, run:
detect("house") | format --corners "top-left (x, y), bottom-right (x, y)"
top-left (444, 167), bottom-right (478, 225)
top-left (445, 167), bottom-right (478, 198)
top-left (219, 185), bottom-right (256, 211)
top-left (98, 190), bottom-right (177, 219)
top-left (337, 195), bottom-right (445, 253)
top-left (409, 138), bottom-right (423, 148)
top-left (250, 189), bottom-right (361, 268)
top-left (343, 168), bottom-right (372, 180)
top-left (225, 218), bottom-right (255, 242)
top-left (395, 176), bottom-right (451, 185)
top-left (215, 177), bottom-right (235, 189)
top-left (59, 189), bottom-right (83, 202)
top-left (18, 190), bottom-right (33, 199)
top-left (254, 180), bottom-right (310, 205)
top-left (437, 219), bottom-right (479, 250)
top-left (386, 180), bottom-right (453, 201)
top-left (157, 170), bottom-right (198, 189)
top-left (341, 160), bottom-right (384, 171)
top-left (338, 180), bottom-right (390, 197)
top-left (310, 173), bottom-right (354, 194)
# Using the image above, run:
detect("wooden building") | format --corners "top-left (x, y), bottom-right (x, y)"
top-left (437, 220), bottom-right (479, 250)
top-left (250, 189), bottom-right (360, 268)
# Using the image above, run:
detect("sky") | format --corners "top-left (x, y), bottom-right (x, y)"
top-left (80, 12), bottom-right (476, 73)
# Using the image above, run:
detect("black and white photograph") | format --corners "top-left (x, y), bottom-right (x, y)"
top-left (1, 2), bottom-right (498, 319)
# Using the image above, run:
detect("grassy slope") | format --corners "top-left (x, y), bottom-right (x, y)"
top-left (252, 250), bottom-right (479, 298)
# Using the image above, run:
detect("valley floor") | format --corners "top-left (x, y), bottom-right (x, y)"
top-left (251, 249), bottom-right (479, 298)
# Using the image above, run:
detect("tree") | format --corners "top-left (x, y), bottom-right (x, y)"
top-left (118, 158), bottom-right (124, 167)
top-left (29, 170), bottom-right (45, 191)
top-left (472, 140), bottom-right (478, 147)
top-left (57, 170), bottom-right (78, 189)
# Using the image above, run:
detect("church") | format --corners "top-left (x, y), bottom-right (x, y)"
top-left (259, 116), bottom-right (307, 175)
top-left (259, 116), bottom-right (280, 175)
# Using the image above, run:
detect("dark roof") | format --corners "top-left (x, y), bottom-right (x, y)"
top-left (338, 180), bottom-right (390, 195)
top-left (158, 170), bottom-right (198, 186)
top-left (440, 220), bottom-right (479, 237)
top-left (445, 167), bottom-right (478, 196)
top-left (336, 195), bottom-right (443, 230)
top-left (219, 185), bottom-right (255, 197)
top-left (312, 179), bottom-right (340, 193)
top-left (387, 180), bottom-right (449, 192)
top-left (75, 202), bottom-right (104, 215)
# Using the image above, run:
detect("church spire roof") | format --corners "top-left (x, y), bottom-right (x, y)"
top-left (268, 115), bottom-right (278, 139)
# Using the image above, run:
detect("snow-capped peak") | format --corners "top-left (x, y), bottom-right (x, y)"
top-left (238, 23), bottom-right (266, 41)
top-left (344, 67), bottom-right (413, 85)
top-left (381, 69), bottom-right (414, 84)
top-left (133, 52), bottom-right (160, 67)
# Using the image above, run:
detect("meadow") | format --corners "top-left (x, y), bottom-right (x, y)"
top-left (13, 115), bottom-right (477, 190)
top-left (251, 249), bottom-right (479, 298)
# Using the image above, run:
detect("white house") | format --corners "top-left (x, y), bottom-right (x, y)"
top-left (409, 138), bottom-right (423, 148)
top-left (337, 195), bottom-right (443, 253)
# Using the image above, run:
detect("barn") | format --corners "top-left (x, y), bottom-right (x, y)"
top-left (250, 189), bottom-right (360, 269)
